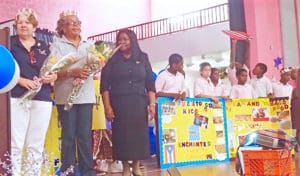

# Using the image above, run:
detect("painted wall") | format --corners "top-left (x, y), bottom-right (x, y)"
top-left (244, 0), bottom-right (283, 80)
top-left (80, 0), bottom-right (151, 37)
top-left (0, 1), bottom-right (230, 37)
top-left (139, 22), bottom-right (230, 63)
top-left (151, 0), bottom-right (227, 20)
top-left (0, 0), bottom-right (151, 38)
top-left (279, 0), bottom-right (299, 66)
top-left (0, 0), bottom-right (81, 33)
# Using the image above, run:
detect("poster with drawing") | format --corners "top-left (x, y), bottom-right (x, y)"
top-left (157, 97), bottom-right (229, 168)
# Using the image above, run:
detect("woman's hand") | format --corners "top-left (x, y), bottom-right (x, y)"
top-left (69, 68), bottom-right (90, 80)
top-left (18, 77), bottom-right (40, 90)
top-left (148, 105), bottom-right (156, 120)
top-left (42, 73), bottom-right (57, 84)
top-left (105, 105), bottom-right (115, 122)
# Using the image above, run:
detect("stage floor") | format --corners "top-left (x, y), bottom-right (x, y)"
top-left (104, 153), bottom-right (300, 176)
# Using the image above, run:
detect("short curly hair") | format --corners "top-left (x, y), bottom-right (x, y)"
top-left (55, 16), bottom-right (68, 37)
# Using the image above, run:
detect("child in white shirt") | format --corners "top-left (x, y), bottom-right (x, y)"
top-left (272, 68), bottom-right (293, 100)
top-left (230, 68), bottom-right (257, 99)
top-left (155, 53), bottom-right (186, 100)
top-left (228, 39), bottom-right (251, 85)
top-left (251, 63), bottom-right (273, 97)
top-left (210, 68), bottom-right (229, 99)
top-left (194, 62), bottom-right (218, 103)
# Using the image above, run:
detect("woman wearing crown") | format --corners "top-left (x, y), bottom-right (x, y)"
top-left (10, 8), bottom-right (57, 175)
top-left (50, 10), bottom-right (97, 175)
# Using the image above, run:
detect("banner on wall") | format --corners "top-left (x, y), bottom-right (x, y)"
top-left (157, 97), bottom-right (230, 168)
top-left (226, 97), bottom-right (292, 158)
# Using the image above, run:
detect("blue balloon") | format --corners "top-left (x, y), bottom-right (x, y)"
top-left (0, 45), bottom-right (20, 93)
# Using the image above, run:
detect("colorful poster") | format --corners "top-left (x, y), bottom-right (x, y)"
top-left (157, 97), bottom-right (230, 168)
top-left (44, 105), bottom-right (61, 175)
top-left (227, 97), bottom-right (292, 157)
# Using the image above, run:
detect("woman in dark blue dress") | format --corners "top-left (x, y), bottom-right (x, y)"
top-left (101, 29), bottom-right (156, 176)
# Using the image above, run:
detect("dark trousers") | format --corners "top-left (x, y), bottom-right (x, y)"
top-left (57, 104), bottom-right (96, 176)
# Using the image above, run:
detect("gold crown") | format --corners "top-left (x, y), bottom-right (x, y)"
top-left (16, 8), bottom-right (37, 19)
top-left (59, 10), bottom-right (77, 18)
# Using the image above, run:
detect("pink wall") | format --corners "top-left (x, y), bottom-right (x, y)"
top-left (80, 0), bottom-right (151, 37)
top-left (244, 0), bottom-right (283, 80)
top-left (0, 0), bottom-right (81, 31)
top-left (0, 0), bottom-right (151, 38)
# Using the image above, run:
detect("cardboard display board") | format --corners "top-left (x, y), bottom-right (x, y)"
top-left (226, 97), bottom-right (292, 157)
top-left (157, 97), bottom-right (230, 168)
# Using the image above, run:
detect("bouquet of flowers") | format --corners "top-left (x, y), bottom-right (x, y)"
top-left (20, 53), bottom-right (79, 105)
top-left (64, 41), bottom-right (120, 111)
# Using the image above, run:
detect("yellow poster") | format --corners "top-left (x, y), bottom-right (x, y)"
top-left (44, 105), bottom-right (61, 175)
top-left (157, 97), bottom-right (229, 168)
top-left (227, 97), bottom-right (293, 157)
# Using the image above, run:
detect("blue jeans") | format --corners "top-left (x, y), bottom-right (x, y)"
top-left (57, 104), bottom-right (96, 176)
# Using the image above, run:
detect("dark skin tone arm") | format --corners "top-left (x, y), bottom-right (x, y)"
top-left (102, 90), bottom-right (115, 122)
top-left (148, 91), bottom-right (156, 119)
top-left (229, 39), bottom-right (237, 69)
top-left (230, 39), bottom-right (250, 69)
top-left (156, 92), bottom-right (186, 101)
top-left (244, 40), bottom-right (250, 69)
top-left (194, 94), bottom-right (219, 103)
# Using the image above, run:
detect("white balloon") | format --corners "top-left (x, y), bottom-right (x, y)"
top-left (0, 60), bottom-right (20, 94)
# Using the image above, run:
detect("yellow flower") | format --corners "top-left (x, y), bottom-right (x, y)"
top-left (48, 56), bottom-right (57, 64)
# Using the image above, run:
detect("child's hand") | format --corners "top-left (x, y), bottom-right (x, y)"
top-left (211, 97), bottom-right (219, 104)
top-left (174, 93), bottom-right (182, 100)
top-left (180, 92), bottom-right (186, 101)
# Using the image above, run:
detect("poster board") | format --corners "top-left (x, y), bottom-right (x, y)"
top-left (226, 97), bottom-right (292, 157)
top-left (157, 97), bottom-right (230, 168)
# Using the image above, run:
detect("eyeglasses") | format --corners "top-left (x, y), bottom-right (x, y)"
top-left (28, 51), bottom-right (36, 64)
top-left (65, 21), bottom-right (81, 26)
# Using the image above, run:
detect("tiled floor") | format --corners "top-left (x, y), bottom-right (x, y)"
top-left (104, 153), bottom-right (300, 176)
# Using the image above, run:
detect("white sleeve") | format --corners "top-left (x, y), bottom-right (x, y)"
top-left (181, 79), bottom-right (187, 93)
top-left (194, 79), bottom-right (202, 96)
top-left (251, 87), bottom-right (258, 98)
top-left (266, 78), bottom-right (273, 94)
top-left (155, 73), bottom-right (165, 93)
top-left (229, 86), bottom-right (237, 99)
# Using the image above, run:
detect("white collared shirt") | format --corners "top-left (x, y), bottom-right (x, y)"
top-left (213, 81), bottom-right (228, 97)
top-left (155, 70), bottom-right (185, 94)
top-left (251, 76), bottom-right (273, 97)
top-left (272, 81), bottom-right (293, 100)
top-left (230, 84), bottom-right (258, 99)
top-left (194, 76), bottom-right (215, 97)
